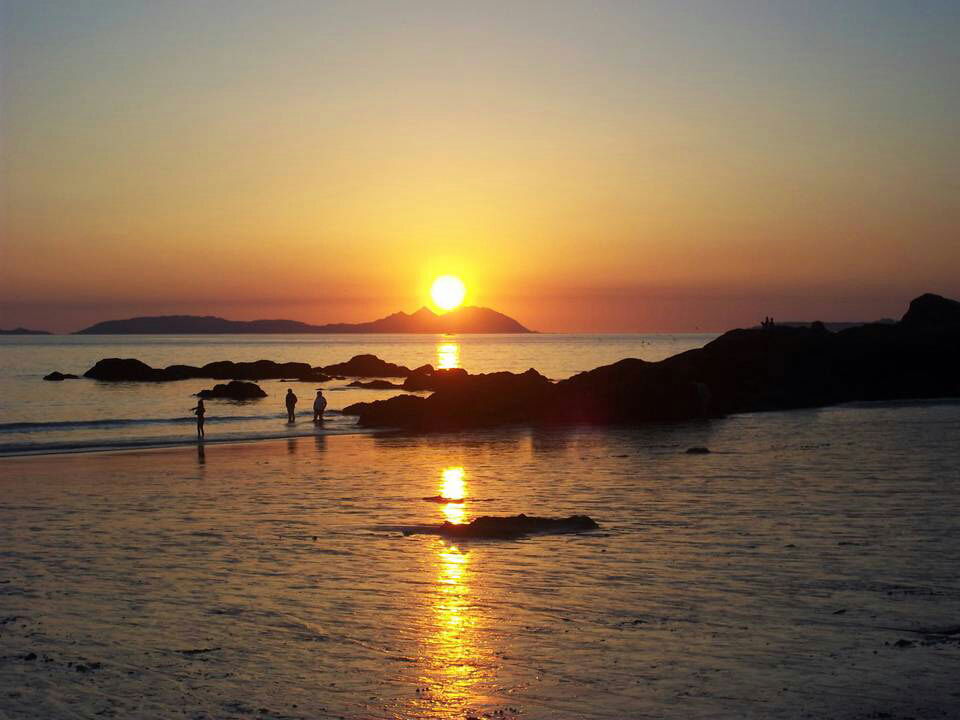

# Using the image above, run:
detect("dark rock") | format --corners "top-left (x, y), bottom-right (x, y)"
top-left (422, 495), bottom-right (465, 504)
top-left (402, 513), bottom-right (599, 539)
top-left (195, 381), bottom-right (267, 400)
top-left (194, 360), bottom-right (328, 382)
top-left (84, 358), bottom-right (166, 382)
top-left (22, 652), bottom-right (36, 661)
top-left (686, 447), bottom-right (711, 454)
top-left (356, 369), bottom-right (553, 430)
top-left (900, 293), bottom-right (960, 330)
top-left (84, 358), bottom-right (331, 382)
top-left (344, 395), bottom-right (427, 422)
top-left (402, 366), bottom-right (469, 392)
top-left (321, 354), bottom-right (411, 378)
top-left (43, 371), bottom-right (79, 381)
top-left (401, 363), bottom-right (436, 391)
top-left (347, 379), bottom-right (405, 390)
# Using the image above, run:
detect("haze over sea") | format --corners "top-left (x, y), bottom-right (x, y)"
top-left (0, 333), bottom-right (713, 455)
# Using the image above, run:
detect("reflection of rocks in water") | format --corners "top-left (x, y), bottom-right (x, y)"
top-left (403, 514), bottom-right (599, 539)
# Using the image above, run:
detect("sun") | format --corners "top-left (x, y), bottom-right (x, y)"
top-left (430, 275), bottom-right (466, 312)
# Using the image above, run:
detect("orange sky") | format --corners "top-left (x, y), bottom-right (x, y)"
top-left (2, 2), bottom-right (958, 332)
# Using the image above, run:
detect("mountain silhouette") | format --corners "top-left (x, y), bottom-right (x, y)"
top-left (0, 327), bottom-right (50, 335)
top-left (76, 306), bottom-right (533, 334)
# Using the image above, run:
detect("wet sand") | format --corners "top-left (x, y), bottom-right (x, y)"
top-left (1, 404), bottom-right (959, 719)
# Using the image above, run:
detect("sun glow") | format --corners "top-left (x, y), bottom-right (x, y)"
top-left (430, 275), bottom-right (466, 312)
top-left (440, 466), bottom-right (467, 524)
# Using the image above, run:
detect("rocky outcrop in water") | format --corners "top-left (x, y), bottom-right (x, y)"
top-left (347, 293), bottom-right (960, 431)
top-left (320, 354), bottom-right (410, 378)
top-left (195, 381), bottom-right (267, 400)
top-left (401, 514), bottom-right (600, 539)
top-left (84, 358), bottom-right (331, 382)
top-left (347, 379), bottom-right (405, 389)
top-left (349, 369), bottom-right (553, 430)
top-left (402, 366), bottom-right (469, 391)
top-left (43, 371), bottom-right (79, 381)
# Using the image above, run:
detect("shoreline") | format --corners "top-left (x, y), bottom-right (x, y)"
top-left (3, 394), bottom-right (959, 461)
top-left (0, 424), bottom-right (390, 460)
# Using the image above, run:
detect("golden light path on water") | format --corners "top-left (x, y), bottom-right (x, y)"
top-left (437, 341), bottom-right (460, 370)
top-left (406, 465), bottom-right (497, 716)
top-left (440, 466), bottom-right (466, 524)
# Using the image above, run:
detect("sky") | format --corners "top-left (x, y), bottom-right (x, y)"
top-left (1, 0), bottom-right (959, 332)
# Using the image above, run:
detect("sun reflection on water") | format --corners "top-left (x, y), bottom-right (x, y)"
top-left (400, 465), bottom-right (494, 718)
top-left (432, 543), bottom-right (477, 695)
top-left (440, 466), bottom-right (467, 524)
top-left (437, 342), bottom-right (460, 369)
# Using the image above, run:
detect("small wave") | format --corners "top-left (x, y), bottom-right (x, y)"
top-left (0, 414), bottom-right (284, 432)
top-left (0, 425), bottom-right (378, 457)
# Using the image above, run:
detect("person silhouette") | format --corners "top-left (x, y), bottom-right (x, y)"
top-left (312, 389), bottom-right (327, 423)
top-left (285, 388), bottom-right (298, 423)
top-left (190, 398), bottom-right (206, 439)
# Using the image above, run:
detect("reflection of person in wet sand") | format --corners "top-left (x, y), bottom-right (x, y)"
top-left (313, 389), bottom-right (327, 423)
top-left (285, 388), bottom-right (298, 423)
top-left (190, 398), bottom-right (205, 439)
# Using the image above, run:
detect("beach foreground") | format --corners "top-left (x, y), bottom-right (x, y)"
top-left (1, 403), bottom-right (959, 719)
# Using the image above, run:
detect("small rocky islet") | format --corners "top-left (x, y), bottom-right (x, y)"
top-left (402, 513), bottom-right (600, 539)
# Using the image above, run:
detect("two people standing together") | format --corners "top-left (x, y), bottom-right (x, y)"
top-left (190, 388), bottom-right (327, 440)
top-left (285, 388), bottom-right (327, 423)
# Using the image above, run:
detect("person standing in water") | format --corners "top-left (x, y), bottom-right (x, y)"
top-left (190, 398), bottom-right (206, 439)
top-left (312, 389), bottom-right (327, 423)
top-left (285, 388), bottom-right (298, 423)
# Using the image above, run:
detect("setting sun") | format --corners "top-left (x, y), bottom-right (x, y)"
top-left (430, 275), bottom-right (466, 312)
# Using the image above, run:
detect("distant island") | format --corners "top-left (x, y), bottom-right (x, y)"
top-left (0, 327), bottom-right (50, 335)
top-left (76, 306), bottom-right (533, 334)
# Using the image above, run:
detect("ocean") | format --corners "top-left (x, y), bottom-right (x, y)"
top-left (1, 333), bottom-right (959, 719)
top-left (0, 333), bottom-right (714, 455)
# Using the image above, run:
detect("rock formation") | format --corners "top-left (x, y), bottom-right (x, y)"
top-left (195, 381), bottom-right (267, 400)
top-left (348, 293), bottom-right (960, 431)
top-left (321, 354), bottom-right (410, 378)
top-left (42, 371), bottom-right (79, 381)
top-left (401, 514), bottom-right (600, 539)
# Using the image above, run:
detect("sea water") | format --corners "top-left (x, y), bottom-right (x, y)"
top-left (0, 333), bottom-right (714, 455)
top-left (1, 405), bottom-right (958, 719)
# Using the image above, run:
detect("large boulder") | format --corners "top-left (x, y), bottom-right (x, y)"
top-left (900, 293), bottom-right (960, 330)
top-left (321, 354), bottom-right (411, 378)
top-left (195, 381), bottom-right (267, 400)
top-left (402, 366), bottom-right (469, 392)
top-left (343, 395), bottom-right (427, 423)
top-left (356, 369), bottom-right (553, 430)
top-left (84, 358), bottom-right (166, 382)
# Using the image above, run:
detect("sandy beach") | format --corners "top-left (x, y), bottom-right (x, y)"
top-left (2, 403), bottom-right (959, 719)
